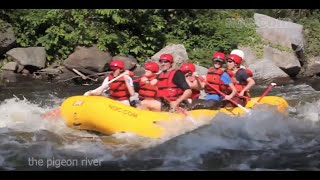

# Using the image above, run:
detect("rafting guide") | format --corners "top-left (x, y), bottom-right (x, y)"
top-left (28, 157), bottom-right (101, 168)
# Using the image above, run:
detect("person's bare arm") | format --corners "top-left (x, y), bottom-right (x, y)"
top-left (225, 83), bottom-right (237, 100)
top-left (239, 77), bottom-right (255, 96)
top-left (124, 76), bottom-right (135, 96)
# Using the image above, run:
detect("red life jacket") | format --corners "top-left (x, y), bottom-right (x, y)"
top-left (245, 68), bottom-right (253, 77)
top-left (187, 76), bottom-right (200, 99)
top-left (108, 74), bottom-right (130, 101)
top-left (205, 68), bottom-right (227, 94)
top-left (224, 69), bottom-right (235, 94)
top-left (157, 70), bottom-right (183, 101)
top-left (138, 75), bottom-right (158, 100)
top-left (225, 68), bottom-right (253, 95)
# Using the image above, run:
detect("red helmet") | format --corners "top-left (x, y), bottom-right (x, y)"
top-left (144, 62), bottom-right (159, 73)
top-left (212, 52), bottom-right (226, 62)
top-left (110, 60), bottom-right (125, 71)
top-left (227, 54), bottom-right (242, 64)
top-left (180, 62), bottom-right (196, 74)
top-left (159, 54), bottom-right (174, 63)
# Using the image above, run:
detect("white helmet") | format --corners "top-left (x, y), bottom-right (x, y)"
top-left (231, 49), bottom-right (244, 59)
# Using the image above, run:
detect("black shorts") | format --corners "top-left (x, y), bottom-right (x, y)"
top-left (158, 97), bottom-right (190, 112)
top-left (188, 99), bottom-right (222, 110)
top-left (222, 96), bottom-right (247, 107)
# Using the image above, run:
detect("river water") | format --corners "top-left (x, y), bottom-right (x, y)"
top-left (1, 76), bottom-right (320, 171)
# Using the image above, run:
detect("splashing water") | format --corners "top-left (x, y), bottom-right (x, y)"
top-left (1, 81), bottom-right (320, 170)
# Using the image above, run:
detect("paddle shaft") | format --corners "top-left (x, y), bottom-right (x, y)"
top-left (249, 83), bottom-right (277, 107)
top-left (197, 76), bottom-right (250, 113)
top-left (236, 83), bottom-right (276, 106)
top-left (105, 71), bottom-right (128, 85)
top-left (257, 83), bottom-right (276, 102)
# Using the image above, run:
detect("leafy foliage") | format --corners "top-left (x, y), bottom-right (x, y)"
top-left (1, 9), bottom-right (319, 67)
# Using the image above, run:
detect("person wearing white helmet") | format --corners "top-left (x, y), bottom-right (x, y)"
top-left (225, 53), bottom-right (255, 107)
top-left (230, 49), bottom-right (246, 69)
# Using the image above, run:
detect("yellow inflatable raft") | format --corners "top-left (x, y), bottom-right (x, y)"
top-left (59, 96), bottom-right (289, 139)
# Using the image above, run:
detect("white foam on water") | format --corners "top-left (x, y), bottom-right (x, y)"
top-left (1, 82), bottom-right (320, 171)
top-left (294, 99), bottom-right (320, 124)
top-left (0, 96), bottom-right (120, 169)
top-left (0, 96), bottom-right (101, 137)
top-left (0, 97), bottom-right (50, 131)
top-left (143, 98), bottom-right (320, 170)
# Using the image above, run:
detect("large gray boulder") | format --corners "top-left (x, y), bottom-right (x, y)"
top-left (112, 56), bottom-right (138, 70)
top-left (63, 46), bottom-right (112, 75)
top-left (0, 20), bottom-right (16, 56)
top-left (254, 13), bottom-right (304, 50)
top-left (263, 46), bottom-right (301, 77)
top-left (6, 47), bottom-right (46, 68)
top-left (248, 59), bottom-right (292, 84)
top-left (195, 64), bottom-right (208, 76)
top-left (151, 44), bottom-right (188, 69)
top-left (132, 65), bottom-right (145, 77)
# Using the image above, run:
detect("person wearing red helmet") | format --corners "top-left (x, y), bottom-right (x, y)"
top-left (225, 53), bottom-right (255, 107)
top-left (133, 61), bottom-right (160, 110)
top-left (179, 62), bottom-right (202, 103)
top-left (84, 60), bottom-right (135, 106)
top-left (230, 49), bottom-right (254, 77)
top-left (200, 52), bottom-right (237, 108)
top-left (141, 53), bottom-right (192, 112)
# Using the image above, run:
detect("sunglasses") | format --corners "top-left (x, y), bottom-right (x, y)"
top-left (159, 60), bottom-right (170, 64)
top-left (213, 61), bottom-right (223, 64)
top-left (227, 60), bottom-right (234, 63)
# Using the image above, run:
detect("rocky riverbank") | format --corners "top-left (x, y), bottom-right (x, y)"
top-left (1, 13), bottom-right (320, 87)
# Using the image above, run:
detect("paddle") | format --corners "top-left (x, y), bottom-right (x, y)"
top-left (251, 83), bottom-right (277, 106)
top-left (41, 71), bottom-right (128, 119)
top-left (83, 71), bottom-right (128, 96)
top-left (197, 76), bottom-right (251, 113)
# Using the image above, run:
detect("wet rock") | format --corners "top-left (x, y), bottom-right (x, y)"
top-left (112, 56), bottom-right (138, 70)
top-left (63, 46), bottom-right (112, 75)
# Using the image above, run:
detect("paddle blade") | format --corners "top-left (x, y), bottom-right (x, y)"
top-left (41, 108), bottom-right (61, 120)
